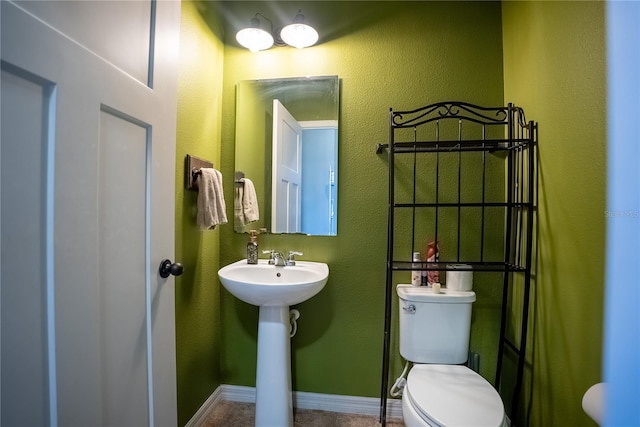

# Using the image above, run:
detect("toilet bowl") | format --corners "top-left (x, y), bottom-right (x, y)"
top-left (401, 365), bottom-right (505, 427)
top-left (396, 285), bottom-right (506, 427)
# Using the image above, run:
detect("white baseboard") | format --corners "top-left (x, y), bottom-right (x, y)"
top-left (294, 389), bottom-right (403, 420)
top-left (186, 384), bottom-right (403, 426)
top-left (184, 386), bottom-right (223, 427)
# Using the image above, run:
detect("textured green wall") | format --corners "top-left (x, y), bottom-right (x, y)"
top-left (234, 81), bottom-right (268, 233)
top-left (502, 2), bottom-right (606, 425)
top-left (215, 1), bottom-right (505, 397)
top-left (174, 2), bottom-right (607, 425)
top-left (175, 2), bottom-right (225, 425)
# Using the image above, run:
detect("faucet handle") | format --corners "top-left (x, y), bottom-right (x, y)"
top-left (286, 251), bottom-right (303, 266)
top-left (262, 250), bottom-right (275, 264)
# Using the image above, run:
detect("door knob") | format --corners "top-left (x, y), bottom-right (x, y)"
top-left (159, 259), bottom-right (183, 278)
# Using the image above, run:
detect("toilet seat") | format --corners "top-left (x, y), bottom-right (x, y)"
top-left (405, 364), bottom-right (505, 427)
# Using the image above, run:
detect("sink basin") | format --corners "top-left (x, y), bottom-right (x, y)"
top-left (218, 259), bottom-right (329, 306)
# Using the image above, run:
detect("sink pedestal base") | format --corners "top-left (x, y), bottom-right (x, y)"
top-left (255, 305), bottom-right (293, 427)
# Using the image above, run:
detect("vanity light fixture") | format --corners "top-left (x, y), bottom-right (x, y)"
top-left (236, 10), bottom-right (319, 52)
top-left (280, 10), bottom-right (319, 49)
top-left (236, 14), bottom-right (274, 52)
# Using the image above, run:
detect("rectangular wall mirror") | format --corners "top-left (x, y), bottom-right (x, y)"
top-left (234, 75), bottom-right (339, 236)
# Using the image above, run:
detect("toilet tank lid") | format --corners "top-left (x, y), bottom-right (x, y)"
top-left (397, 284), bottom-right (475, 303)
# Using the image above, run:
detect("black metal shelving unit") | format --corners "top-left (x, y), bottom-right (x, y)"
top-left (377, 102), bottom-right (537, 426)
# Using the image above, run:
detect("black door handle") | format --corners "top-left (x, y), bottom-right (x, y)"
top-left (159, 259), bottom-right (184, 278)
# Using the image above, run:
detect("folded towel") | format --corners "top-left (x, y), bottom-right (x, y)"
top-left (197, 168), bottom-right (227, 230)
top-left (241, 178), bottom-right (260, 223)
top-left (234, 178), bottom-right (259, 231)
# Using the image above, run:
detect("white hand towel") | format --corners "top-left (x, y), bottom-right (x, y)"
top-left (234, 182), bottom-right (246, 231)
top-left (234, 178), bottom-right (260, 231)
top-left (197, 168), bottom-right (227, 230)
top-left (241, 178), bottom-right (260, 223)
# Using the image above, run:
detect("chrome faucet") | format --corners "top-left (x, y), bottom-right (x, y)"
top-left (263, 250), bottom-right (286, 266)
top-left (263, 250), bottom-right (303, 266)
top-left (272, 252), bottom-right (287, 266)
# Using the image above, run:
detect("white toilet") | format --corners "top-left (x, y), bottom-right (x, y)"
top-left (397, 284), bottom-right (506, 427)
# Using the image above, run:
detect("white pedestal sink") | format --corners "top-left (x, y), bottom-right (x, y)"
top-left (218, 259), bottom-right (329, 427)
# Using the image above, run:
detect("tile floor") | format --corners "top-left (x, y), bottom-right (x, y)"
top-left (202, 401), bottom-right (405, 427)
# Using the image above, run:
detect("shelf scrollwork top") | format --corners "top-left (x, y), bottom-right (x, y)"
top-left (391, 101), bottom-right (513, 128)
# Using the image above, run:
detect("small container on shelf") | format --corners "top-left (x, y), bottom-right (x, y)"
top-left (411, 252), bottom-right (421, 287)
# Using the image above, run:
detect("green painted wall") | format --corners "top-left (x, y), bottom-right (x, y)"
top-left (174, 2), bottom-right (608, 425)
top-left (175, 2), bottom-right (225, 425)
top-left (502, 2), bottom-right (606, 426)
top-left (215, 0), bottom-right (505, 398)
top-left (234, 81), bottom-right (268, 233)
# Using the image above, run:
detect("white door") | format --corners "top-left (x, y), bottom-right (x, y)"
top-left (1, 1), bottom-right (180, 426)
top-left (272, 100), bottom-right (302, 233)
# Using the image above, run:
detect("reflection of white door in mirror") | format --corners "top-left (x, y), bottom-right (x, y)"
top-left (272, 100), bottom-right (302, 233)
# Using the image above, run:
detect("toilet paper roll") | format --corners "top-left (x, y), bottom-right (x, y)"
top-left (446, 265), bottom-right (473, 291)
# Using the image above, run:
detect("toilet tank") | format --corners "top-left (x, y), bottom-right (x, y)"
top-left (397, 284), bottom-right (476, 364)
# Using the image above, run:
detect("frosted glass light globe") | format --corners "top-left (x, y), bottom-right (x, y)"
top-left (236, 27), bottom-right (274, 52)
top-left (280, 23), bottom-right (318, 49)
